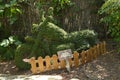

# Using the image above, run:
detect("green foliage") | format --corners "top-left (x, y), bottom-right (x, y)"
top-left (0, 0), bottom-right (22, 41)
top-left (15, 44), bottom-right (31, 69)
top-left (39, 22), bottom-right (67, 41)
top-left (25, 36), bottom-right (35, 43)
top-left (51, 0), bottom-right (74, 15)
top-left (30, 7), bottom-right (68, 57)
top-left (99, 0), bottom-right (120, 52)
top-left (34, 0), bottom-right (74, 16)
top-left (0, 0), bottom-right (21, 25)
top-left (0, 36), bottom-right (21, 60)
top-left (0, 36), bottom-right (21, 47)
top-left (68, 30), bottom-right (98, 52)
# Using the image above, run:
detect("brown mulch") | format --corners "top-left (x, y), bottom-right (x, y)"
top-left (0, 40), bottom-right (120, 80)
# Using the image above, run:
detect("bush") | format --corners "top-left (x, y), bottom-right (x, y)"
top-left (99, 0), bottom-right (120, 52)
top-left (79, 30), bottom-right (98, 46)
top-left (0, 36), bottom-right (21, 60)
top-left (25, 36), bottom-right (35, 44)
top-left (0, 46), bottom-right (6, 59)
top-left (15, 44), bottom-right (31, 69)
top-left (40, 22), bottom-right (68, 41)
top-left (30, 7), bottom-right (68, 57)
top-left (68, 29), bottom-right (98, 52)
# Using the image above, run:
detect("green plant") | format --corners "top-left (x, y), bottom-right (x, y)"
top-left (68, 30), bottom-right (98, 52)
top-left (15, 44), bottom-right (31, 69)
top-left (34, 0), bottom-right (74, 16)
top-left (0, 36), bottom-right (22, 60)
top-left (0, 0), bottom-right (21, 24)
top-left (0, 0), bottom-right (22, 40)
top-left (99, 0), bottom-right (120, 52)
top-left (30, 7), bottom-right (68, 57)
top-left (51, 0), bottom-right (74, 15)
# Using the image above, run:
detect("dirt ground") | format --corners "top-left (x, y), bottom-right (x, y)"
top-left (0, 40), bottom-right (120, 80)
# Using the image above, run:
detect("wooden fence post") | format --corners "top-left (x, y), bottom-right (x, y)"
top-left (68, 58), bottom-right (73, 67)
top-left (52, 55), bottom-right (59, 69)
top-left (86, 50), bottom-right (91, 62)
top-left (30, 57), bottom-right (37, 74)
top-left (93, 46), bottom-right (97, 59)
top-left (81, 51), bottom-right (86, 64)
top-left (94, 45), bottom-right (98, 57)
top-left (59, 60), bottom-right (65, 69)
top-left (103, 41), bottom-right (106, 53)
top-left (100, 42), bottom-right (103, 54)
top-left (73, 51), bottom-right (79, 67)
top-left (45, 56), bottom-right (51, 71)
top-left (97, 44), bottom-right (100, 55)
top-left (38, 56), bottom-right (44, 72)
top-left (89, 48), bottom-right (93, 61)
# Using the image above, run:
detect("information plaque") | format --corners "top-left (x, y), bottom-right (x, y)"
top-left (57, 49), bottom-right (73, 60)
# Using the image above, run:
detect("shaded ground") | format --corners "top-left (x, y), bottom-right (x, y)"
top-left (0, 40), bottom-right (120, 80)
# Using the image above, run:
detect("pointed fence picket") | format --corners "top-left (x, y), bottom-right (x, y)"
top-left (27, 41), bottom-right (107, 74)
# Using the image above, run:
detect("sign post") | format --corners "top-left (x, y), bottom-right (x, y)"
top-left (57, 49), bottom-right (73, 72)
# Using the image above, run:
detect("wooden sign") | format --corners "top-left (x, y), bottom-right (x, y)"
top-left (57, 49), bottom-right (73, 60)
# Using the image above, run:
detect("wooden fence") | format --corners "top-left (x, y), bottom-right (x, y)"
top-left (27, 41), bottom-right (106, 74)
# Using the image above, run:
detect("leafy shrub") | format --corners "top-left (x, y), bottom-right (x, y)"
top-left (15, 44), bottom-right (31, 69)
top-left (78, 30), bottom-right (98, 46)
top-left (0, 36), bottom-right (21, 60)
top-left (51, 0), bottom-right (74, 15)
top-left (99, 0), bottom-right (120, 52)
top-left (0, 46), bottom-right (6, 59)
top-left (25, 36), bottom-right (35, 44)
top-left (30, 7), bottom-right (68, 57)
top-left (0, 0), bottom-right (22, 41)
top-left (68, 29), bottom-right (98, 52)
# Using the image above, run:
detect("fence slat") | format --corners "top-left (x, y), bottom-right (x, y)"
top-left (97, 44), bottom-right (100, 55)
top-left (102, 42), bottom-right (105, 54)
top-left (59, 60), bottom-right (65, 69)
top-left (45, 56), bottom-right (51, 71)
top-left (52, 55), bottom-right (59, 69)
top-left (68, 58), bottom-right (73, 66)
top-left (86, 50), bottom-right (91, 62)
top-left (100, 42), bottom-right (103, 54)
top-left (38, 57), bottom-right (44, 72)
top-left (81, 51), bottom-right (86, 64)
top-left (30, 57), bottom-right (37, 74)
top-left (93, 46), bottom-right (97, 59)
top-left (89, 48), bottom-right (92, 61)
top-left (103, 41), bottom-right (106, 53)
top-left (94, 45), bottom-right (98, 57)
top-left (73, 51), bottom-right (79, 67)
top-left (95, 45), bottom-right (99, 57)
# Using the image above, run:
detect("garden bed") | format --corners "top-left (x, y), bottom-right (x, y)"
top-left (0, 40), bottom-right (120, 80)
